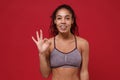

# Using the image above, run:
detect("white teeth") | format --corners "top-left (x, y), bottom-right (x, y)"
top-left (61, 25), bottom-right (66, 30)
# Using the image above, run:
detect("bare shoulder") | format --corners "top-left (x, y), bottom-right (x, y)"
top-left (48, 37), bottom-right (54, 52)
top-left (48, 37), bottom-right (54, 47)
top-left (76, 36), bottom-right (89, 50)
top-left (48, 37), bottom-right (54, 43)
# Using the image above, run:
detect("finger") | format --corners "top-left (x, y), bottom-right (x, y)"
top-left (47, 39), bottom-right (51, 44)
top-left (32, 36), bottom-right (37, 44)
top-left (43, 38), bottom-right (48, 43)
top-left (40, 29), bottom-right (43, 40)
top-left (43, 38), bottom-right (48, 41)
top-left (36, 31), bottom-right (39, 41)
top-left (43, 38), bottom-right (51, 44)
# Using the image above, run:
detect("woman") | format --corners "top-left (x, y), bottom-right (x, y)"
top-left (32, 4), bottom-right (89, 80)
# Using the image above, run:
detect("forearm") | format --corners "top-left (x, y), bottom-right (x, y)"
top-left (39, 54), bottom-right (51, 78)
top-left (80, 71), bottom-right (89, 80)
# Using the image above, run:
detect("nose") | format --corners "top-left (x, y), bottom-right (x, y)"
top-left (61, 18), bottom-right (66, 24)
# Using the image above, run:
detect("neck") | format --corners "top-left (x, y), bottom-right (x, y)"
top-left (57, 32), bottom-right (74, 40)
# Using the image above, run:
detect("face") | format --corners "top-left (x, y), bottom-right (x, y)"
top-left (54, 8), bottom-right (74, 34)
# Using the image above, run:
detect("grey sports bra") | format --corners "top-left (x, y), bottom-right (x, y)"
top-left (50, 36), bottom-right (82, 68)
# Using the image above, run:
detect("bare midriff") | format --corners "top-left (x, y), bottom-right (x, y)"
top-left (52, 67), bottom-right (80, 80)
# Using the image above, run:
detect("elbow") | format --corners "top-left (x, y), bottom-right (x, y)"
top-left (40, 70), bottom-right (51, 78)
top-left (81, 70), bottom-right (89, 77)
top-left (42, 74), bottom-right (49, 78)
top-left (43, 75), bottom-right (49, 78)
top-left (80, 70), bottom-right (89, 80)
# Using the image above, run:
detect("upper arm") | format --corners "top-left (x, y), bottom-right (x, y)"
top-left (80, 39), bottom-right (89, 73)
top-left (46, 38), bottom-right (52, 61)
top-left (77, 38), bottom-right (89, 80)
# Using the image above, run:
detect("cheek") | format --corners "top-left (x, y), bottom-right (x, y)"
top-left (55, 20), bottom-right (60, 25)
top-left (66, 21), bottom-right (73, 26)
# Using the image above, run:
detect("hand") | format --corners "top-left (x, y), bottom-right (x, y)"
top-left (32, 29), bottom-right (51, 55)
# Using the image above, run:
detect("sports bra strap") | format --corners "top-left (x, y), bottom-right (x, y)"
top-left (54, 37), bottom-right (56, 48)
top-left (74, 35), bottom-right (77, 49)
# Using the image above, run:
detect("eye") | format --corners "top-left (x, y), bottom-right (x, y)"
top-left (66, 17), bottom-right (70, 20)
top-left (57, 17), bottom-right (61, 20)
top-left (67, 18), bottom-right (70, 19)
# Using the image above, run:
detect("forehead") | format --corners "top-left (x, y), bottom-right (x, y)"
top-left (56, 8), bottom-right (72, 17)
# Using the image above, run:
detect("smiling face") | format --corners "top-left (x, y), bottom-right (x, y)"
top-left (54, 8), bottom-right (74, 34)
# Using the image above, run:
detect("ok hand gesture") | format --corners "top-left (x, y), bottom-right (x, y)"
top-left (32, 29), bottom-right (51, 55)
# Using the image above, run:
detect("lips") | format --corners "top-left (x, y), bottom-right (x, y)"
top-left (60, 25), bottom-right (67, 30)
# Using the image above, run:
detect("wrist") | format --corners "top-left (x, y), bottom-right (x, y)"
top-left (39, 52), bottom-right (47, 57)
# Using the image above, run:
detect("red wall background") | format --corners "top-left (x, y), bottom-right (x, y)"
top-left (0, 0), bottom-right (120, 80)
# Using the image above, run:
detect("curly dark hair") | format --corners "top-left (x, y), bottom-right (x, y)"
top-left (49, 4), bottom-right (79, 36)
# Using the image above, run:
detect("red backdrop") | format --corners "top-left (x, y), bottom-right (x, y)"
top-left (0, 0), bottom-right (120, 80)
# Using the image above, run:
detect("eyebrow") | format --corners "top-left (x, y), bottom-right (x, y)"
top-left (56, 15), bottom-right (71, 17)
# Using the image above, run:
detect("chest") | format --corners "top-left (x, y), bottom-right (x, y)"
top-left (55, 40), bottom-right (76, 53)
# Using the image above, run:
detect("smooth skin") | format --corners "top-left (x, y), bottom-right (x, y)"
top-left (32, 8), bottom-right (89, 80)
